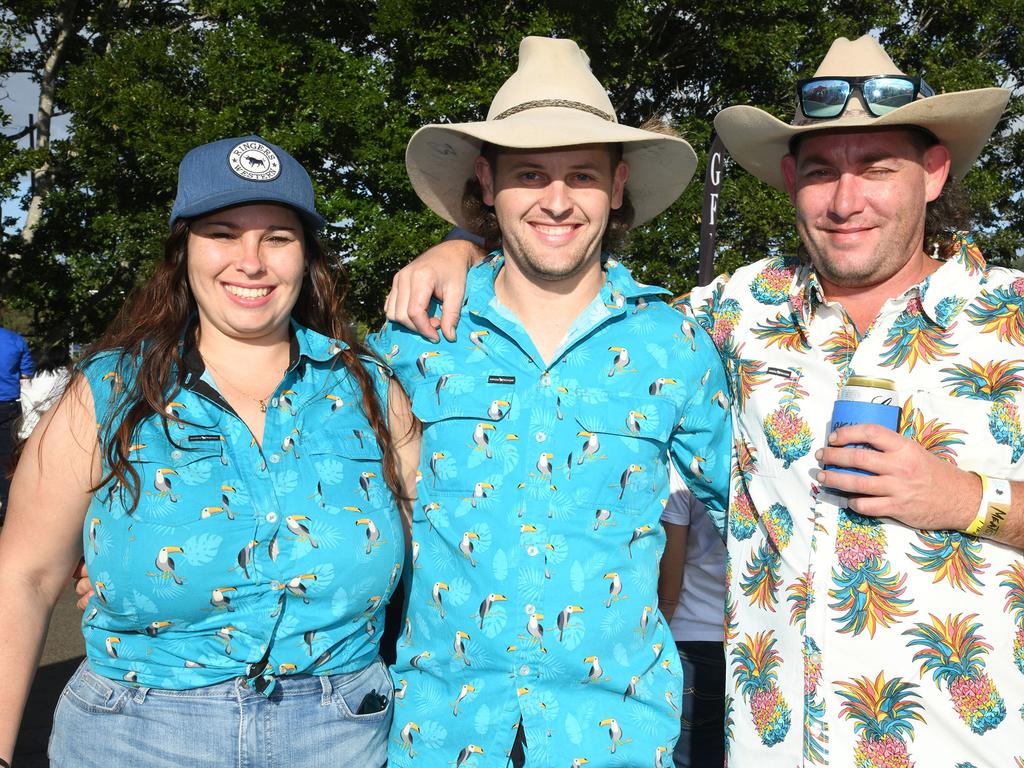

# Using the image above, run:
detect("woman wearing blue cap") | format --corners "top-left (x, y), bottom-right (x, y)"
top-left (0, 136), bottom-right (415, 767)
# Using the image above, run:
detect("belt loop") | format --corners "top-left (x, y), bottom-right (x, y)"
top-left (132, 685), bottom-right (150, 704)
top-left (319, 673), bottom-right (333, 706)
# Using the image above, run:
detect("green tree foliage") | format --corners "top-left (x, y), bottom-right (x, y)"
top-left (2, 0), bottom-right (1022, 345)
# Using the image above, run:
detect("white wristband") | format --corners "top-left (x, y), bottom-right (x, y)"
top-left (965, 473), bottom-right (1011, 538)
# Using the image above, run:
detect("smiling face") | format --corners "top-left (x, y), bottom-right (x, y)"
top-left (781, 128), bottom-right (950, 294)
top-left (475, 145), bottom-right (629, 286)
top-left (186, 203), bottom-right (305, 346)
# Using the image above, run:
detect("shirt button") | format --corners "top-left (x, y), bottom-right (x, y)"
top-left (265, 512), bottom-right (278, 523)
top-left (540, 372), bottom-right (550, 387)
top-left (519, 665), bottom-right (531, 676)
top-left (269, 453), bottom-right (281, 464)
top-left (535, 432), bottom-right (546, 442)
top-left (170, 450), bottom-right (182, 460)
top-left (271, 397), bottom-right (279, 407)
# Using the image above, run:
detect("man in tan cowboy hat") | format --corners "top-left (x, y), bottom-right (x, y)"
top-left (704, 35), bottom-right (1022, 766)
top-left (371, 36), bottom-right (731, 767)
top-left (385, 33), bottom-right (1024, 767)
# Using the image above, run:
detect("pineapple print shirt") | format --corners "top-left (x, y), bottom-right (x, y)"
top-left (682, 234), bottom-right (1024, 767)
top-left (80, 321), bottom-right (403, 695)
top-left (371, 254), bottom-right (731, 768)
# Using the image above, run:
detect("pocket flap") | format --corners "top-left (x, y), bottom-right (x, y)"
top-left (575, 394), bottom-right (676, 444)
top-left (302, 430), bottom-right (383, 460)
top-left (411, 376), bottom-right (515, 425)
top-left (129, 432), bottom-right (224, 467)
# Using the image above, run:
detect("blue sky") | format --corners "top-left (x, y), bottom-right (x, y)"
top-left (2, 71), bottom-right (70, 231)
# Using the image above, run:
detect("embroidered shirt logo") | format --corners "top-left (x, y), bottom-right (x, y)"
top-left (228, 140), bottom-right (281, 182)
top-left (766, 366), bottom-right (795, 380)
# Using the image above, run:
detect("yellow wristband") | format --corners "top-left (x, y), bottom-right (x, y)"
top-left (965, 473), bottom-right (1012, 537)
top-left (965, 473), bottom-right (990, 536)
top-left (980, 476), bottom-right (1011, 538)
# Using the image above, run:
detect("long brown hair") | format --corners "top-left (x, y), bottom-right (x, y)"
top-left (81, 214), bottom-right (404, 512)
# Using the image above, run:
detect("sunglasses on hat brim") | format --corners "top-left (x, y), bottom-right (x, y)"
top-left (796, 75), bottom-right (934, 119)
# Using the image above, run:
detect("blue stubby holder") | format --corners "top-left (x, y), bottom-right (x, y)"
top-left (826, 399), bottom-right (901, 475)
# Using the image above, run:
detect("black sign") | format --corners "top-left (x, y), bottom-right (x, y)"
top-left (698, 133), bottom-right (727, 288)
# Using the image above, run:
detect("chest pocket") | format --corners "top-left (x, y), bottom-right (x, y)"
top-left (116, 432), bottom-right (228, 524)
top-left (410, 376), bottom-right (515, 497)
top-left (736, 368), bottom-right (819, 479)
top-left (572, 392), bottom-right (677, 512)
top-left (302, 430), bottom-right (387, 510)
top-left (905, 388), bottom-right (1021, 479)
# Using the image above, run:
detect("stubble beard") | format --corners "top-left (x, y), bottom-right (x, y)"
top-left (509, 242), bottom-right (598, 283)
top-left (798, 219), bottom-right (923, 291)
top-left (499, 223), bottom-right (605, 285)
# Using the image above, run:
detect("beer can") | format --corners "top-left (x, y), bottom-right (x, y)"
top-left (827, 376), bottom-right (900, 476)
top-left (839, 376), bottom-right (897, 406)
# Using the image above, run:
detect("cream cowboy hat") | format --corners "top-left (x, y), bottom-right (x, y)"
top-left (405, 36), bottom-right (697, 227)
top-left (714, 35), bottom-right (1010, 190)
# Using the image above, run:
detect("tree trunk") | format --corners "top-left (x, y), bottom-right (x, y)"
top-left (21, 0), bottom-right (80, 244)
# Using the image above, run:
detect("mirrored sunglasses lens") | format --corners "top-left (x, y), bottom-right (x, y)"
top-left (864, 77), bottom-right (917, 114)
top-left (801, 79), bottom-right (850, 118)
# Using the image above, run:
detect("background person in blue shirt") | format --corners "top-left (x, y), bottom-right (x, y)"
top-left (0, 326), bottom-right (34, 523)
top-left (375, 37), bottom-right (730, 767)
top-left (0, 136), bottom-right (416, 768)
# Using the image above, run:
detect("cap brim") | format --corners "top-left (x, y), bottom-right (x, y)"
top-left (406, 107), bottom-right (697, 228)
top-left (715, 88), bottom-right (1009, 190)
top-left (171, 189), bottom-right (325, 230)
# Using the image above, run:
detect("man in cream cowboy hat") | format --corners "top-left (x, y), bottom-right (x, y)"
top-left (372, 36), bottom-right (731, 767)
top-left (703, 35), bottom-right (1023, 766)
top-left (384, 33), bottom-right (1024, 767)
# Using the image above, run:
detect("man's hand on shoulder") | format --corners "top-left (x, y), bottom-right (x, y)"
top-left (384, 239), bottom-right (485, 343)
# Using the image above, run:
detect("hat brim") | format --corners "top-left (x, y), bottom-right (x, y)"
top-left (171, 189), bottom-right (325, 230)
top-left (714, 88), bottom-right (1009, 190)
top-left (406, 107), bottom-right (697, 228)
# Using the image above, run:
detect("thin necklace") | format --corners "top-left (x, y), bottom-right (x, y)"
top-left (202, 355), bottom-right (278, 413)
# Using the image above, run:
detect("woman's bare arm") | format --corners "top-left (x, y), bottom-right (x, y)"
top-left (0, 377), bottom-right (98, 759)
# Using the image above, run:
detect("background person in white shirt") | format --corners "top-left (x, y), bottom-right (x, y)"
top-left (660, 463), bottom-right (726, 768)
top-left (17, 345), bottom-right (70, 440)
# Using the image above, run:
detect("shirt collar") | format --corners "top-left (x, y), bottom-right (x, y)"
top-left (290, 321), bottom-right (350, 363)
top-left (917, 233), bottom-right (988, 329)
top-left (764, 256), bottom-right (818, 330)
top-left (181, 317), bottom-right (348, 376)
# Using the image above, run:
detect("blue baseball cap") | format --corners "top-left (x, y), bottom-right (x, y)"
top-left (169, 135), bottom-right (325, 230)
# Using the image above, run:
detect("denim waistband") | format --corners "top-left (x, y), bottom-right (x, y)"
top-left (82, 656), bottom-right (384, 705)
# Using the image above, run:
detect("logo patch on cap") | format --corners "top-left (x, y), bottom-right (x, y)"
top-left (228, 140), bottom-right (281, 182)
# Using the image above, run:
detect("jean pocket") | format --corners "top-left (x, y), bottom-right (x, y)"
top-left (60, 661), bottom-right (130, 715)
top-left (334, 658), bottom-right (394, 722)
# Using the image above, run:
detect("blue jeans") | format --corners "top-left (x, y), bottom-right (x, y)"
top-left (49, 657), bottom-right (393, 767)
top-left (673, 641), bottom-right (726, 768)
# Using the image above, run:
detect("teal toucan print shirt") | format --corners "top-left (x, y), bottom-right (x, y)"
top-left (372, 255), bottom-right (731, 767)
top-left (80, 322), bottom-right (402, 695)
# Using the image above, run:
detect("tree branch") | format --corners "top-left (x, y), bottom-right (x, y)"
top-left (22, 0), bottom-right (80, 244)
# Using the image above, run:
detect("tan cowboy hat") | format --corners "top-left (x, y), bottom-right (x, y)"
top-left (714, 35), bottom-right (1010, 190)
top-left (405, 36), bottom-right (697, 227)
